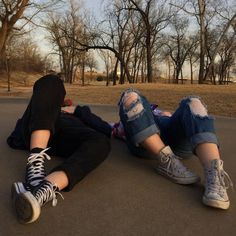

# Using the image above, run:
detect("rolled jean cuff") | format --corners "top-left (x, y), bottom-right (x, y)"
top-left (132, 124), bottom-right (159, 146)
top-left (191, 132), bottom-right (219, 150)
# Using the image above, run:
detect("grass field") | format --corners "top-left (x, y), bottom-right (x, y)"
top-left (66, 82), bottom-right (236, 117)
top-left (0, 73), bottom-right (236, 117)
top-left (0, 72), bottom-right (236, 117)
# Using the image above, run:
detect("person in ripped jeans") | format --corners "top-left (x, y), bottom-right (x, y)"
top-left (8, 74), bottom-right (111, 224)
top-left (113, 88), bottom-right (233, 210)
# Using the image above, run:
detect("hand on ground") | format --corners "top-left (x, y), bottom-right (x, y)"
top-left (61, 106), bottom-right (76, 114)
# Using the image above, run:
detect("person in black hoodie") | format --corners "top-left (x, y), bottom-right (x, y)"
top-left (8, 74), bottom-right (111, 224)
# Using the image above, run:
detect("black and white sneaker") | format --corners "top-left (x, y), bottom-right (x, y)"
top-left (15, 180), bottom-right (63, 224)
top-left (11, 182), bottom-right (31, 206)
top-left (26, 148), bottom-right (51, 187)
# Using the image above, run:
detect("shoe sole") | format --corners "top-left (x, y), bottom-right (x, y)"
top-left (11, 182), bottom-right (27, 203)
top-left (15, 191), bottom-right (41, 224)
top-left (202, 196), bottom-right (230, 210)
top-left (156, 167), bottom-right (200, 185)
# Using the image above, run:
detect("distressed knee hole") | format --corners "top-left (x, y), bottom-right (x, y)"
top-left (122, 92), bottom-right (144, 118)
top-left (189, 98), bottom-right (208, 116)
top-left (123, 92), bottom-right (139, 108)
top-left (126, 103), bottom-right (144, 118)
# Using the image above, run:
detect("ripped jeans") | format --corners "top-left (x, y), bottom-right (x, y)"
top-left (118, 89), bottom-right (219, 159)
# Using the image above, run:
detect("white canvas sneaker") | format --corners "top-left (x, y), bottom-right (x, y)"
top-left (203, 159), bottom-right (233, 210)
top-left (156, 146), bottom-right (200, 184)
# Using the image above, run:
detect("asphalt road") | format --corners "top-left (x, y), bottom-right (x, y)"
top-left (0, 98), bottom-right (235, 236)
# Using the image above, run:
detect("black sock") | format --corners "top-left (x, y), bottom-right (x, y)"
top-left (30, 147), bottom-right (44, 153)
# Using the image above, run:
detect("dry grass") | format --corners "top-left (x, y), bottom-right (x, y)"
top-left (65, 82), bottom-right (236, 117)
top-left (0, 74), bottom-right (236, 117)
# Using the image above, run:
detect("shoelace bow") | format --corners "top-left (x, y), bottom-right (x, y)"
top-left (27, 148), bottom-right (51, 186)
top-left (223, 171), bottom-right (234, 189)
top-left (35, 183), bottom-right (64, 207)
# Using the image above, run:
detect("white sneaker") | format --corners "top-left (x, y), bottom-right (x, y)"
top-left (203, 159), bottom-right (233, 210)
top-left (156, 146), bottom-right (200, 184)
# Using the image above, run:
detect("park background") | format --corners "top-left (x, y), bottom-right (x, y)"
top-left (0, 0), bottom-right (236, 117)
top-left (0, 2), bottom-right (236, 236)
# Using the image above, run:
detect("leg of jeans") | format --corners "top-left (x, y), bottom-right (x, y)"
top-left (20, 74), bottom-right (66, 147)
top-left (156, 96), bottom-right (218, 153)
top-left (49, 121), bottom-right (111, 191)
top-left (119, 89), bottom-right (159, 146)
top-left (168, 137), bottom-right (193, 159)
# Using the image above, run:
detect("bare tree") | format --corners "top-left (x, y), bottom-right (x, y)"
top-left (162, 15), bottom-right (197, 83)
top-left (204, 13), bottom-right (236, 82)
top-left (109, 0), bottom-right (144, 84)
top-left (170, 0), bottom-right (236, 84)
top-left (1, 35), bottom-right (45, 91)
top-left (99, 50), bottom-right (114, 86)
top-left (170, 0), bottom-right (216, 83)
top-left (10, 37), bottom-right (44, 73)
top-left (104, 0), bottom-right (134, 84)
top-left (125, 0), bottom-right (171, 82)
top-left (197, 0), bottom-right (207, 83)
top-left (68, 6), bottom-right (133, 84)
top-left (85, 51), bottom-right (98, 83)
top-left (0, 0), bottom-right (62, 54)
top-left (216, 32), bottom-right (236, 84)
top-left (0, 0), bottom-right (29, 54)
top-left (186, 35), bottom-right (199, 84)
top-left (45, 0), bottom-right (84, 83)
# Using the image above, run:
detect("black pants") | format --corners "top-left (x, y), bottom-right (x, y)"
top-left (20, 74), bottom-right (111, 191)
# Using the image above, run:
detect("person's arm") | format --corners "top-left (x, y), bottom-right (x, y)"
top-left (151, 105), bottom-right (172, 117)
top-left (158, 111), bottom-right (172, 117)
top-left (61, 105), bottom-right (112, 137)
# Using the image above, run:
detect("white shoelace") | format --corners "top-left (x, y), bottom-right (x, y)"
top-left (206, 164), bottom-right (233, 196)
top-left (27, 148), bottom-right (51, 186)
top-left (35, 182), bottom-right (64, 207)
top-left (160, 154), bottom-right (189, 177)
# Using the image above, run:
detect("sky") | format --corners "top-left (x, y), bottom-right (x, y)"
top-left (29, 0), bottom-right (236, 73)
top-left (33, 0), bottom-right (106, 72)
top-left (83, 0), bottom-right (106, 71)
top-left (84, 0), bottom-right (104, 19)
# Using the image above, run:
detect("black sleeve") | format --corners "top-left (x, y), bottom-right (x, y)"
top-left (74, 105), bottom-right (112, 137)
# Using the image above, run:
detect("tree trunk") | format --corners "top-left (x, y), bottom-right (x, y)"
top-left (113, 58), bottom-right (119, 86)
top-left (190, 57), bottom-right (193, 84)
top-left (181, 69), bottom-right (184, 84)
top-left (146, 32), bottom-right (153, 83)
top-left (81, 57), bottom-right (85, 86)
top-left (198, 0), bottom-right (206, 84)
top-left (0, 0), bottom-right (29, 54)
top-left (0, 21), bottom-right (8, 55)
top-left (204, 13), bottom-right (236, 81)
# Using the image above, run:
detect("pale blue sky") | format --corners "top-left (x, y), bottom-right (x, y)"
top-left (84, 0), bottom-right (105, 20)
top-left (33, 0), bottom-right (106, 71)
